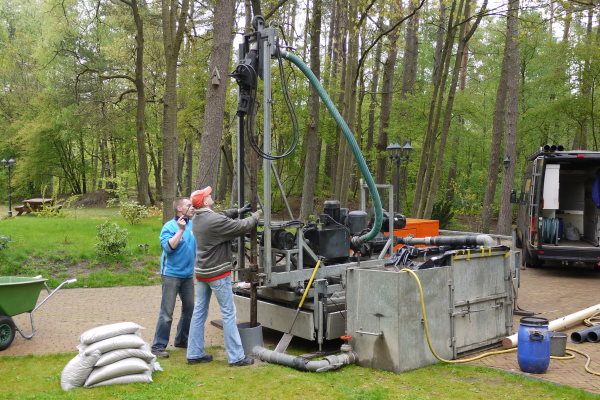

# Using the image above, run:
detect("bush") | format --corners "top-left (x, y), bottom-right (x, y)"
top-left (95, 221), bottom-right (129, 258)
top-left (432, 199), bottom-right (455, 229)
top-left (0, 235), bottom-right (10, 250)
top-left (119, 200), bottom-right (149, 225)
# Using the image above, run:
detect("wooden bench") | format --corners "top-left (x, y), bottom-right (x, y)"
top-left (15, 198), bottom-right (61, 216)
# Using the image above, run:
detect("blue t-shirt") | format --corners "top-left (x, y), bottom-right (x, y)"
top-left (159, 217), bottom-right (196, 278)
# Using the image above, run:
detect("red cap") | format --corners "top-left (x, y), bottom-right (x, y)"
top-left (191, 186), bottom-right (212, 208)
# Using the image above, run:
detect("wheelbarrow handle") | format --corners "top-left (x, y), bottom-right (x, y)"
top-left (16, 277), bottom-right (77, 340)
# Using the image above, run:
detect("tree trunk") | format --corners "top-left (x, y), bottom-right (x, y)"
top-left (126, 0), bottom-right (151, 206)
top-left (299, 0), bottom-right (322, 221)
top-left (366, 29), bottom-right (383, 167)
top-left (397, 7), bottom-right (420, 211)
top-left (497, 0), bottom-right (520, 235)
top-left (161, 0), bottom-right (190, 221)
top-left (423, 1), bottom-right (486, 219)
top-left (412, 1), bottom-right (450, 217)
top-left (327, 0), bottom-right (346, 192)
top-left (335, 13), bottom-right (360, 207)
top-left (375, 20), bottom-right (400, 186)
top-left (195, 0), bottom-right (236, 191)
top-left (482, 26), bottom-right (510, 233)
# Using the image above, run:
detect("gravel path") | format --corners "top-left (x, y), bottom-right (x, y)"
top-left (2, 285), bottom-right (225, 356)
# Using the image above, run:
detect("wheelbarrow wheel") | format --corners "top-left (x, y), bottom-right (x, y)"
top-left (0, 315), bottom-right (16, 351)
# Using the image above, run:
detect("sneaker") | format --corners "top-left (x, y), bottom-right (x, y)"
top-left (187, 354), bottom-right (213, 364)
top-left (151, 349), bottom-right (169, 358)
top-left (229, 356), bottom-right (254, 367)
top-left (174, 342), bottom-right (188, 348)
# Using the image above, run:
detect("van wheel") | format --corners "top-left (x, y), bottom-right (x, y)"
top-left (523, 245), bottom-right (541, 268)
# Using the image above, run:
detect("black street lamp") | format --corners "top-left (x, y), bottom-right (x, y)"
top-left (1, 158), bottom-right (15, 217)
top-left (503, 155), bottom-right (511, 170)
top-left (386, 141), bottom-right (413, 214)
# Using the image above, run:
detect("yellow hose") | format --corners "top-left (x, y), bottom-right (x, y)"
top-left (400, 268), bottom-right (514, 363)
top-left (400, 268), bottom-right (593, 371)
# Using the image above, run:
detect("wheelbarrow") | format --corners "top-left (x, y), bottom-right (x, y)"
top-left (0, 276), bottom-right (76, 350)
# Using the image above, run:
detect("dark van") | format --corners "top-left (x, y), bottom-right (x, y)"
top-left (514, 145), bottom-right (600, 268)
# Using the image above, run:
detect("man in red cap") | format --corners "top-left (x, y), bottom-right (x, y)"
top-left (187, 186), bottom-right (260, 366)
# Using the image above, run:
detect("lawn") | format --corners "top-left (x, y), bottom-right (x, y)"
top-left (0, 207), bottom-right (163, 288)
top-left (1, 348), bottom-right (597, 400)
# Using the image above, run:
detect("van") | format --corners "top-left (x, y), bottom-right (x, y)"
top-left (514, 145), bottom-right (600, 268)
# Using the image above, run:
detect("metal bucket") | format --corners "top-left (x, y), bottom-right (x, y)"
top-left (550, 332), bottom-right (567, 357)
top-left (237, 322), bottom-right (263, 356)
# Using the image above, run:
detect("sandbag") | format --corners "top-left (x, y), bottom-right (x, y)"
top-left (85, 372), bottom-right (153, 388)
top-left (79, 334), bottom-right (145, 356)
top-left (84, 357), bottom-right (151, 387)
top-left (565, 222), bottom-right (581, 241)
top-left (95, 344), bottom-right (155, 367)
top-left (61, 350), bottom-right (102, 391)
top-left (79, 322), bottom-right (143, 345)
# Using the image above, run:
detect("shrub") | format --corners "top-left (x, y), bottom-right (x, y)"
top-left (432, 199), bottom-right (455, 229)
top-left (119, 200), bottom-right (149, 225)
top-left (95, 221), bottom-right (129, 258)
top-left (0, 235), bottom-right (10, 250)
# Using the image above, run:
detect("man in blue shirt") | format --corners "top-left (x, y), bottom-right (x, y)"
top-left (151, 197), bottom-right (196, 358)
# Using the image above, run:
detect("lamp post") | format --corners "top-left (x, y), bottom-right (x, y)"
top-left (503, 155), bottom-right (510, 171)
top-left (1, 158), bottom-right (15, 217)
top-left (386, 141), bottom-right (413, 214)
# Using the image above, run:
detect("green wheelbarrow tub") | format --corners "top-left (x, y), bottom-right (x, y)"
top-left (0, 276), bottom-right (48, 317)
top-left (0, 276), bottom-right (75, 350)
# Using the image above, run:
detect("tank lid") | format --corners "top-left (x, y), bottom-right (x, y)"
top-left (348, 210), bottom-right (367, 216)
top-left (520, 317), bottom-right (549, 326)
top-left (324, 200), bottom-right (340, 208)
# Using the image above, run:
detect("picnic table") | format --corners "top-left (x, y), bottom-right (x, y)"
top-left (14, 198), bottom-right (60, 216)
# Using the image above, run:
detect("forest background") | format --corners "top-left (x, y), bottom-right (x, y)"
top-left (0, 0), bottom-right (597, 234)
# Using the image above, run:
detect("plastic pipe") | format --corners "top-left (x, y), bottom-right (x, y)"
top-left (397, 235), bottom-right (496, 247)
top-left (253, 346), bottom-right (357, 372)
top-left (502, 303), bottom-right (600, 348)
top-left (281, 51), bottom-right (382, 247)
top-left (571, 325), bottom-right (600, 343)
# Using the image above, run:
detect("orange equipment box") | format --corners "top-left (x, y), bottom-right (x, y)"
top-left (385, 218), bottom-right (440, 251)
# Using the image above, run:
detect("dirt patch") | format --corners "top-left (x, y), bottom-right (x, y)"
top-left (73, 190), bottom-right (113, 207)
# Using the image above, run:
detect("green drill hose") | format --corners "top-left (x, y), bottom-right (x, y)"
top-left (281, 51), bottom-right (383, 245)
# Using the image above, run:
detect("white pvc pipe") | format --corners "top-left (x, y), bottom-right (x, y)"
top-left (502, 303), bottom-right (600, 348)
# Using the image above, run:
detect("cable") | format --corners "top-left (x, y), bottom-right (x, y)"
top-left (400, 267), bottom-right (600, 377)
top-left (245, 42), bottom-right (299, 160)
top-left (583, 312), bottom-right (600, 327)
top-left (566, 347), bottom-right (600, 376)
top-left (400, 268), bottom-right (515, 363)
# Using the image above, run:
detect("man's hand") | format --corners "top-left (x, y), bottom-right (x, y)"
top-left (176, 215), bottom-right (187, 230)
top-left (238, 203), bottom-right (252, 216)
top-left (251, 209), bottom-right (263, 220)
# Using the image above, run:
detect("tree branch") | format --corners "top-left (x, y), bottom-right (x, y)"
top-left (264, 0), bottom-right (291, 20)
top-left (355, 0), bottom-right (427, 84)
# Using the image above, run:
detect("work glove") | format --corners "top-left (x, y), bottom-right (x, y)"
top-left (251, 209), bottom-right (263, 220)
top-left (238, 202), bottom-right (252, 216)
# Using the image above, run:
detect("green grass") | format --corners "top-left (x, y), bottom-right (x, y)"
top-left (0, 349), bottom-right (596, 399)
top-left (0, 208), bottom-right (163, 288)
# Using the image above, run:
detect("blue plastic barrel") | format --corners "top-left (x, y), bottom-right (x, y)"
top-left (517, 317), bottom-right (550, 374)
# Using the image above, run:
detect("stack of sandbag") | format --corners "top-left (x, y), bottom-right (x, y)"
top-left (61, 322), bottom-right (161, 390)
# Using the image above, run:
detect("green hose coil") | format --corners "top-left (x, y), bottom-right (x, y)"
top-left (281, 51), bottom-right (383, 245)
top-left (541, 218), bottom-right (559, 245)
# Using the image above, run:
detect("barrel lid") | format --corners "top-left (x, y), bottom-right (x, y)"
top-left (520, 316), bottom-right (549, 326)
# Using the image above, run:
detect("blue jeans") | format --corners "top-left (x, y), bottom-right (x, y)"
top-left (152, 275), bottom-right (195, 351)
top-left (187, 275), bottom-right (245, 364)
